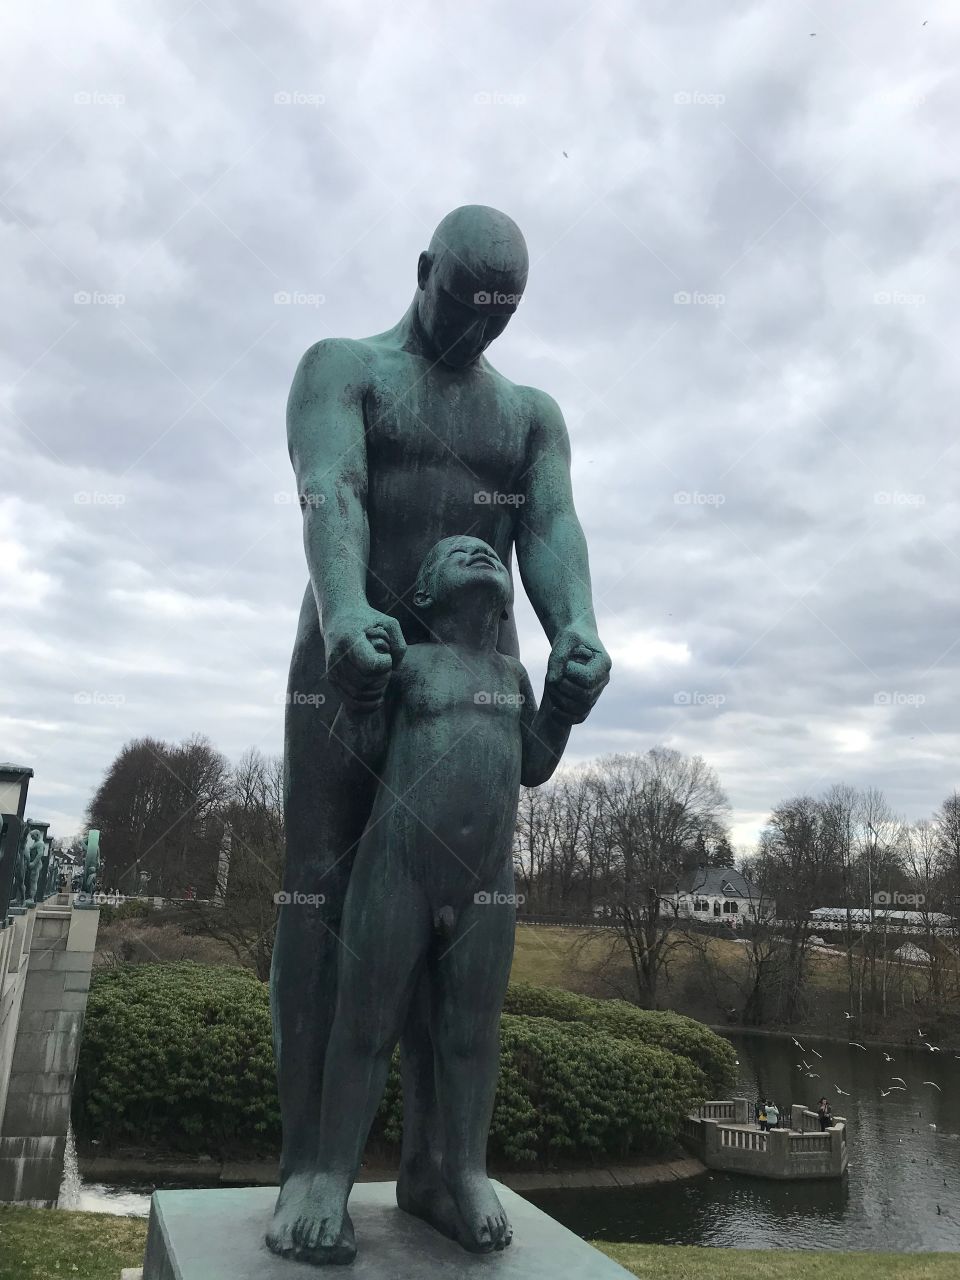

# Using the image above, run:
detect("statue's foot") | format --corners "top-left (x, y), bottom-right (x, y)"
top-left (265, 1171), bottom-right (356, 1266)
top-left (396, 1155), bottom-right (463, 1242)
top-left (443, 1171), bottom-right (512, 1253)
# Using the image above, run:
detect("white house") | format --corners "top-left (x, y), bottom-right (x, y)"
top-left (665, 865), bottom-right (772, 927)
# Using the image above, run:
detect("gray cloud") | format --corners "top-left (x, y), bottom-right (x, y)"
top-left (3, 0), bottom-right (958, 847)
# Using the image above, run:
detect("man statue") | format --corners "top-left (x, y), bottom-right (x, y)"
top-left (82, 830), bottom-right (100, 895)
top-left (23, 829), bottom-right (45, 905)
top-left (268, 205), bottom-right (611, 1264)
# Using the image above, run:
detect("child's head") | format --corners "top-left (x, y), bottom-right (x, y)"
top-left (413, 536), bottom-right (513, 620)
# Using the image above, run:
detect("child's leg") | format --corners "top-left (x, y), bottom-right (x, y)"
top-left (430, 869), bottom-right (516, 1252)
top-left (302, 841), bottom-right (430, 1261)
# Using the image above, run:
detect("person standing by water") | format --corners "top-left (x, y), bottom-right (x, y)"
top-left (766, 1100), bottom-right (780, 1130)
top-left (818, 1097), bottom-right (833, 1131)
top-left (758, 1102), bottom-right (769, 1132)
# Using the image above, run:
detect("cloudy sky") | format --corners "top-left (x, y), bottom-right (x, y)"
top-left (3, 0), bottom-right (958, 848)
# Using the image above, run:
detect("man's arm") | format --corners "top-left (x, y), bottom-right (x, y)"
top-left (287, 340), bottom-right (405, 705)
top-left (517, 665), bottom-right (573, 787)
top-left (515, 387), bottom-right (611, 723)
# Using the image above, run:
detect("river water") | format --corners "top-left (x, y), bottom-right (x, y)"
top-left (61, 1034), bottom-right (960, 1250)
top-left (528, 1032), bottom-right (960, 1252)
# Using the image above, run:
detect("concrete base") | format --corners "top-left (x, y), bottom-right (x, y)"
top-left (142, 1182), bottom-right (633, 1279)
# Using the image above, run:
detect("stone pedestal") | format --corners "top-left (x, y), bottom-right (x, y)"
top-left (141, 1181), bottom-right (633, 1279)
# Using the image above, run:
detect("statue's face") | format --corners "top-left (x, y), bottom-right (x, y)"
top-left (416, 536), bottom-right (512, 610)
top-left (417, 252), bottom-right (524, 369)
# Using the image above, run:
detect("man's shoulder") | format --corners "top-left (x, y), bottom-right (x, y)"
top-left (296, 336), bottom-right (379, 381)
top-left (481, 365), bottom-right (560, 422)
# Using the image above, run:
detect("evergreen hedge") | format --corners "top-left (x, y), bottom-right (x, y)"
top-left (74, 964), bottom-right (724, 1164)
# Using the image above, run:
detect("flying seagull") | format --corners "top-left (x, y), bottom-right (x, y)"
top-left (891, 1077), bottom-right (907, 1086)
top-left (844, 1011), bottom-right (853, 1020)
top-left (562, 151), bottom-right (568, 158)
top-left (792, 1037), bottom-right (805, 1050)
top-left (807, 1073), bottom-right (821, 1078)
top-left (835, 1086), bottom-right (850, 1096)
top-left (926, 1042), bottom-right (942, 1052)
top-left (811, 1049), bottom-right (823, 1059)
top-left (923, 1081), bottom-right (942, 1092)
top-left (849, 1042), bottom-right (867, 1051)
top-left (880, 1089), bottom-right (894, 1097)
top-left (883, 1053), bottom-right (895, 1063)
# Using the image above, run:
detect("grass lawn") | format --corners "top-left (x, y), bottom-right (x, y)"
top-left (0, 1208), bottom-right (956, 1280)
top-left (0, 1206), bottom-right (148, 1280)
top-left (599, 1244), bottom-right (960, 1278)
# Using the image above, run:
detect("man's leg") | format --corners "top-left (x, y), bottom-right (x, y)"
top-left (267, 591), bottom-right (378, 1252)
top-left (430, 873), bottom-right (516, 1253)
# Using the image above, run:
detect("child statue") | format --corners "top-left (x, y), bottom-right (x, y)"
top-left (279, 535), bottom-right (578, 1265)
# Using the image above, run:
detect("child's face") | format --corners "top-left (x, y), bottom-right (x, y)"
top-left (415, 536), bottom-right (512, 612)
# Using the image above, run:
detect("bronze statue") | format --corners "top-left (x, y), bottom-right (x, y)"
top-left (268, 206), bottom-right (610, 1265)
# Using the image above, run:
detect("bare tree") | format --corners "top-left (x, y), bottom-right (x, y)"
top-left (590, 749), bottom-right (730, 1007)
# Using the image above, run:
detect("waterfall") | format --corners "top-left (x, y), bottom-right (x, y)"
top-left (58, 1120), bottom-right (82, 1208)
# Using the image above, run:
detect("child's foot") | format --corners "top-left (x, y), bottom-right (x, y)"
top-left (265, 1171), bottom-right (356, 1265)
top-left (443, 1170), bottom-right (512, 1252)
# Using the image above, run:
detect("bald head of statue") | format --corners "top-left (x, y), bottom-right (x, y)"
top-left (414, 205), bottom-right (528, 369)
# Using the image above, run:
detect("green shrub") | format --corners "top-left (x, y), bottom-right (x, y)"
top-left (503, 982), bottom-right (737, 1096)
top-left (75, 964), bottom-right (710, 1164)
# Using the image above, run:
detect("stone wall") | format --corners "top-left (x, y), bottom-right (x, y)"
top-left (0, 897), bottom-right (100, 1205)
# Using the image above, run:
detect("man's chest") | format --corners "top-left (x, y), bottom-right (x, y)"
top-left (364, 362), bottom-right (528, 477)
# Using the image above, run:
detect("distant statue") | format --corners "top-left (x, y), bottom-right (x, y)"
top-left (23, 829), bottom-right (45, 903)
top-left (82, 830), bottom-right (100, 895)
top-left (11, 827), bottom-right (30, 906)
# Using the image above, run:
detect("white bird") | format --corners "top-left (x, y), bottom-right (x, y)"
top-left (926, 1042), bottom-right (942, 1052)
top-left (811, 1049), bottom-right (823, 1059)
top-left (919, 1029), bottom-right (926, 1038)
top-left (891, 1077), bottom-right (906, 1086)
top-left (930, 1124), bottom-right (938, 1131)
top-left (880, 1089), bottom-right (893, 1097)
top-left (807, 1072), bottom-right (820, 1078)
top-left (923, 1082), bottom-right (942, 1092)
top-left (849, 1042), bottom-right (866, 1051)
top-left (792, 1037), bottom-right (805, 1051)
top-left (888, 1086), bottom-right (906, 1092)
top-left (802, 1060), bottom-right (812, 1070)
top-left (844, 1012), bottom-right (853, 1020)
top-left (883, 1053), bottom-right (895, 1063)
top-left (835, 1086), bottom-right (849, 1096)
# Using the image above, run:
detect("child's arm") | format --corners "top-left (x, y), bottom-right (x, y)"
top-left (516, 663), bottom-right (574, 787)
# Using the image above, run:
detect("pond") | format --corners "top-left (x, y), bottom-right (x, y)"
top-left (60, 1033), bottom-right (960, 1251)
top-left (528, 1032), bottom-right (960, 1252)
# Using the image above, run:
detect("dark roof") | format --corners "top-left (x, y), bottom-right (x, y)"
top-left (679, 865), bottom-right (759, 898)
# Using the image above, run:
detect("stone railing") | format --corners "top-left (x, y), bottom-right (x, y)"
top-left (682, 1097), bottom-right (847, 1180)
top-left (0, 894), bottom-right (100, 1205)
